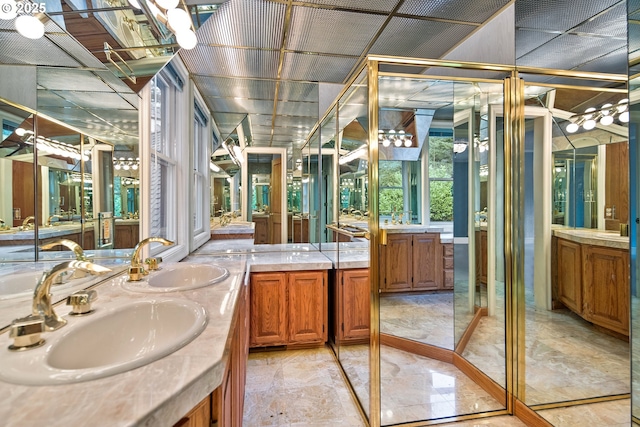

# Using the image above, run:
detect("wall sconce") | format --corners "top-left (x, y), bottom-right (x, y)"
top-left (378, 129), bottom-right (413, 148)
top-left (114, 157), bottom-right (140, 171)
top-left (339, 144), bottom-right (367, 165)
top-left (566, 99), bottom-right (629, 133)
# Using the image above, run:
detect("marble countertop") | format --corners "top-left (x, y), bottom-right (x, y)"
top-left (553, 227), bottom-right (629, 250)
top-left (211, 221), bottom-right (256, 235)
top-left (0, 225), bottom-right (85, 241)
top-left (0, 254), bottom-right (249, 427)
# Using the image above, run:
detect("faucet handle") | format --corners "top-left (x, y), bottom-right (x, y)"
top-left (66, 289), bottom-right (98, 316)
top-left (8, 315), bottom-right (45, 351)
top-left (128, 265), bottom-right (146, 281)
top-left (145, 257), bottom-right (163, 271)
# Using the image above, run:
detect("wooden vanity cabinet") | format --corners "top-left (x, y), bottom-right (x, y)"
top-left (442, 243), bottom-right (454, 290)
top-left (379, 233), bottom-right (445, 293)
top-left (475, 230), bottom-right (488, 285)
top-left (250, 270), bottom-right (327, 347)
top-left (583, 245), bottom-right (629, 335)
top-left (114, 222), bottom-right (139, 248)
top-left (556, 237), bottom-right (583, 314)
top-left (253, 216), bottom-right (269, 244)
top-left (335, 268), bottom-right (370, 344)
top-left (554, 236), bottom-right (629, 336)
top-left (173, 395), bottom-right (211, 427)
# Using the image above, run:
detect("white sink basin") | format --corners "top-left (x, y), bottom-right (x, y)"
top-left (122, 263), bottom-right (229, 293)
top-left (0, 298), bottom-right (207, 385)
top-left (0, 270), bottom-right (80, 303)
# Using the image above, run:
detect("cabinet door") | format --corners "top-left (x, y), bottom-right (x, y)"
top-left (382, 234), bottom-right (412, 292)
top-left (250, 272), bottom-right (287, 346)
top-left (412, 233), bottom-right (440, 290)
top-left (174, 394), bottom-right (211, 427)
top-left (288, 271), bottom-right (326, 344)
top-left (583, 246), bottom-right (629, 335)
top-left (557, 238), bottom-right (582, 314)
top-left (340, 269), bottom-right (370, 341)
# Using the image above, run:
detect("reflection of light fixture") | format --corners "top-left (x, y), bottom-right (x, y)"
top-left (339, 144), bottom-right (367, 165)
top-left (453, 141), bottom-right (467, 154)
top-left (565, 99), bottom-right (629, 133)
top-left (21, 133), bottom-right (88, 161)
top-left (378, 129), bottom-right (412, 148)
top-left (148, 0), bottom-right (197, 50)
top-left (295, 158), bottom-right (302, 171)
top-left (222, 138), bottom-right (243, 166)
top-left (475, 137), bottom-right (488, 153)
top-left (209, 161), bottom-right (221, 172)
top-left (113, 157), bottom-right (140, 170)
top-left (14, 14), bottom-right (45, 40)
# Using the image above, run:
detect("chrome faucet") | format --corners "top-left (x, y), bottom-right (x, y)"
top-left (33, 260), bottom-right (111, 331)
top-left (128, 237), bottom-right (174, 281)
top-left (19, 216), bottom-right (35, 231)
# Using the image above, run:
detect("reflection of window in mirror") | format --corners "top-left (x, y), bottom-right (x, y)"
top-left (429, 128), bottom-right (454, 225)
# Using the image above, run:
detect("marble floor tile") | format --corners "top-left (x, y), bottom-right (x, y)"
top-left (537, 398), bottom-right (630, 426)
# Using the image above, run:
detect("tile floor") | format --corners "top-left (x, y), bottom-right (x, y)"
top-left (379, 287), bottom-right (630, 406)
top-left (242, 346), bottom-right (630, 426)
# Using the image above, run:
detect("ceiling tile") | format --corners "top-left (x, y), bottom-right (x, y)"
top-left (180, 46), bottom-right (279, 79)
top-left (278, 81), bottom-right (319, 102)
top-left (0, 32), bottom-right (81, 67)
top-left (193, 75), bottom-right (276, 100)
top-left (37, 69), bottom-right (116, 92)
top-left (515, 0), bottom-right (620, 32)
top-left (288, 6), bottom-right (385, 56)
top-left (398, 0), bottom-right (510, 23)
top-left (370, 17), bottom-right (475, 59)
top-left (296, 0), bottom-right (399, 13)
top-left (276, 100), bottom-right (318, 117)
top-left (281, 52), bottom-right (359, 83)
top-left (205, 97), bottom-right (274, 115)
top-left (196, 0), bottom-right (285, 49)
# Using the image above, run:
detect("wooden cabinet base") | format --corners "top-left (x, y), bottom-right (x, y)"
top-left (173, 395), bottom-right (211, 427)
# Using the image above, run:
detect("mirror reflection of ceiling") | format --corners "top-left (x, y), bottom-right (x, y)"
top-left (175, 0), bottom-right (626, 151)
top-left (0, 0), bottom-right (627, 152)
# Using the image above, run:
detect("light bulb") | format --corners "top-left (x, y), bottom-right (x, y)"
top-left (583, 119), bottom-right (596, 130)
top-left (382, 138), bottom-right (390, 147)
top-left (601, 103), bottom-right (613, 115)
top-left (123, 163), bottom-right (130, 171)
top-left (167, 8), bottom-right (192, 32)
top-left (619, 111), bottom-right (630, 123)
top-left (114, 163), bottom-right (121, 170)
top-left (155, 0), bottom-right (179, 10)
top-left (132, 163), bottom-right (139, 170)
top-left (600, 115), bottom-right (614, 126)
top-left (566, 122), bottom-right (579, 133)
top-left (583, 107), bottom-right (596, 120)
top-left (617, 99), bottom-right (629, 113)
top-left (176, 28), bottom-right (197, 50)
top-left (15, 127), bottom-right (26, 137)
top-left (15, 15), bottom-right (44, 39)
top-left (403, 138), bottom-right (412, 147)
top-left (394, 137), bottom-right (402, 147)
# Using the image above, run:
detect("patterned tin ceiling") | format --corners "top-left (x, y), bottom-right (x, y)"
top-left (179, 0), bottom-right (627, 149)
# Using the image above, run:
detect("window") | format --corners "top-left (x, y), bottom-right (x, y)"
top-left (428, 129), bottom-right (454, 222)
top-left (192, 101), bottom-right (208, 234)
top-left (379, 160), bottom-right (403, 218)
top-left (149, 74), bottom-right (179, 240)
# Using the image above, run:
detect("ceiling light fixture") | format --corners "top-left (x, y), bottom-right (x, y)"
top-left (222, 138), bottom-right (243, 166)
top-left (148, 0), bottom-right (198, 50)
top-left (565, 99), bottom-right (629, 133)
top-left (14, 14), bottom-right (44, 39)
top-left (113, 157), bottom-right (140, 171)
top-left (378, 129), bottom-right (413, 148)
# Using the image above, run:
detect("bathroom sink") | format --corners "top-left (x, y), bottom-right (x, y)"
top-left (0, 298), bottom-right (207, 385)
top-left (122, 262), bottom-right (229, 293)
top-left (0, 270), bottom-right (79, 303)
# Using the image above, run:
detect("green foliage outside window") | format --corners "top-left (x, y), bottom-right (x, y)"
top-left (379, 161), bottom-right (402, 214)
top-left (429, 136), bottom-right (454, 221)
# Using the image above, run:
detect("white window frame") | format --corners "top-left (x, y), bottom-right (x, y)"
top-left (191, 82), bottom-right (211, 251)
top-left (140, 58), bottom-right (190, 263)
